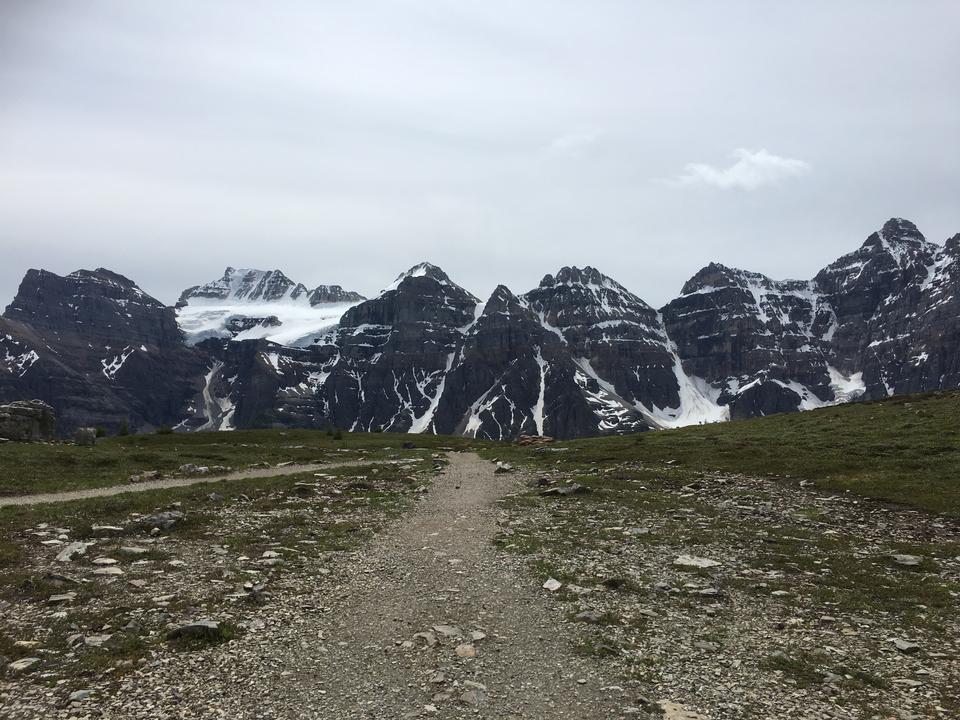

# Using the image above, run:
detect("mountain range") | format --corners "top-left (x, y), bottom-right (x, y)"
top-left (2, 217), bottom-right (957, 439)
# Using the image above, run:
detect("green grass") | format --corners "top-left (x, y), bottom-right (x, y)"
top-left (0, 429), bottom-right (476, 496)
top-left (485, 390), bottom-right (960, 516)
top-left (3, 389), bottom-right (959, 514)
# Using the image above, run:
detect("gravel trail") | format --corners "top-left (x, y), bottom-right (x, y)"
top-left (0, 461), bottom-right (383, 507)
top-left (98, 452), bottom-right (632, 719)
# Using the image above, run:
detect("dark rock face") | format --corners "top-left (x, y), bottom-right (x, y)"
top-left (307, 285), bottom-right (366, 306)
top-left (433, 284), bottom-right (601, 439)
top-left (0, 269), bottom-right (203, 433)
top-left (523, 267), bottom-right (681, 429)
top-left (661, 218), bottom-right (960, 417)
top-left (3, 218), bottom-right (960, 438)
top-left (0, 400), bottom-right (56, 441)
top-left (224, 316), bottom-right (281, 334)
top-left (319, 263), bottom-right (479, 433)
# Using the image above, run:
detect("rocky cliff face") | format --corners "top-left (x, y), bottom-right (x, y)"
top-left (1, 268), bottom-right (202, 433)
top-left (660, 218), bottom-right (960, 419)
top-left (3, 218), bottom-right (959, 438)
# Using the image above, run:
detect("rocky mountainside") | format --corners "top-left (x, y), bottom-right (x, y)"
top-left (2, 218), bottom-right (958, 438)
top-left (0, 268), bottom-right (202, 432)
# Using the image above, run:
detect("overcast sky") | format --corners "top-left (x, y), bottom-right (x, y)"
top-left (1, 1), bottom-right (958, 308)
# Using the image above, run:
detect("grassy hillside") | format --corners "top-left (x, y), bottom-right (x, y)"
top-left (2, 390), bottom-right (958, 515)
top-left (492, 390), bottom-right (960, 516)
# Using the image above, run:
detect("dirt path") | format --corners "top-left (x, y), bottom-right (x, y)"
top-left (0, 460), bottom-right (386, 507)
top-left (97, 452), bottom-right (635, 719)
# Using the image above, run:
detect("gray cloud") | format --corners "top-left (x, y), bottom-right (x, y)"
top-left (0, 1), bottom-right (958, 308)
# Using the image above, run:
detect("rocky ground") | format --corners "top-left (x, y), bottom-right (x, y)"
top-left (497, 454), bottom-right (960, 719)
top-left (1, 450), bottom-right (958, 719)
top-left (0, 454), bottom-right (434, 718)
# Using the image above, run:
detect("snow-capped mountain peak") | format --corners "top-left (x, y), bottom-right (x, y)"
top-left (379, 262), bottom-right (457, 294)
top-left (175, 267), bottom-right (365, 347)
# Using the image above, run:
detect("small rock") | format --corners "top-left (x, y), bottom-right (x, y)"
top-left (48, 592), bottom-right (77, 604)
top-left (432, 624), bottom-right (462, 638)
top-left (141, 511), bottom-right (185, 530)
top-left (93, 566), bottom-right (124, 576)
top-left (540, 483), bottom-right (591, 496)
top-left (455, 643), bottom-right (477, 658)
top-left (413, 631), bottom-right (438, 647)
top-left (90, 525), bottom-right (124, 533)
top-left (119, 546), bottom-right (149, 555)
top-left (166, 619), bottom-right (225, 642)
top-left (892, 638), bottom-right (921, 654)
top-left (673, 555), bottom-right (721, 569)
top-left (543, 577), bottom-right (563, 592)
top-left (459, 688), bottom-right (486, 706)
top-left (55, 542), bottom-right (89, 563)
top-left (8, 657), bottom-right (40, 672)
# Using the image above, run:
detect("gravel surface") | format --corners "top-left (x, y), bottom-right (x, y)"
top-left (0, 461), bottom-right (390, 507)
top-left (3, 453), bottom-right (661, 719)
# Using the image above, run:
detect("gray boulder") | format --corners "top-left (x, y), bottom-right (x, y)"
top-left (0, 400), bottom-right (56, 442)
top-left (74, 427), bottom-right (97, 446)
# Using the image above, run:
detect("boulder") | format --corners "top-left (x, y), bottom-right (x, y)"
top-left (74, 427), bottom-right (97, 446)
top-left (166, 619), bottom-right (224, 642)
top-left (0, 400), bottom-right (56, 441)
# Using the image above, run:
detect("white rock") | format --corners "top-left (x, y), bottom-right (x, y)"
top-left (55, 542), bottom-right (89, 563)
top-left (673, 555), bottom-right (721, 569)
top-left (543, 577), bottom-right (563, 592)
top-left (93, 566), bottom-right (124, 576)
top-left (8, 657), bottom-right (39, 672)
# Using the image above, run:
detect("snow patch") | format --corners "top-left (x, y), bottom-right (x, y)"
top-left (827, 366), bottom-right (866, 402)
top-left (532, 348), bottom-right (548, 436)
top-left (177, 301), bottom-right (358, 347)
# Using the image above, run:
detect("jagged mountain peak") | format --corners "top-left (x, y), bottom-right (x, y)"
top-left (678, 262), bottom-right (778, 297)
top-left (177, 267), bottom-right (363, 310)
top-left (178, 267), bottom-right (301, 306)
top-left (856, 217), bottom-right (937, 267)
top-left (381, 262), bottom-right (453, 292)
top-left (378, 262), bottom-right (479, 305)
top-left (483, 284), bottom-right (522, 314)
top-left (540, 265), bottom-right (632, 294)
top-left (535, 265), bottom-right (650, 310)
top-left (879, 217), bottom-right (926, 245)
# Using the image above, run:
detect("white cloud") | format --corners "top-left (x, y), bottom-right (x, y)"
top-left (669, 148), bottom-right (811, 190)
